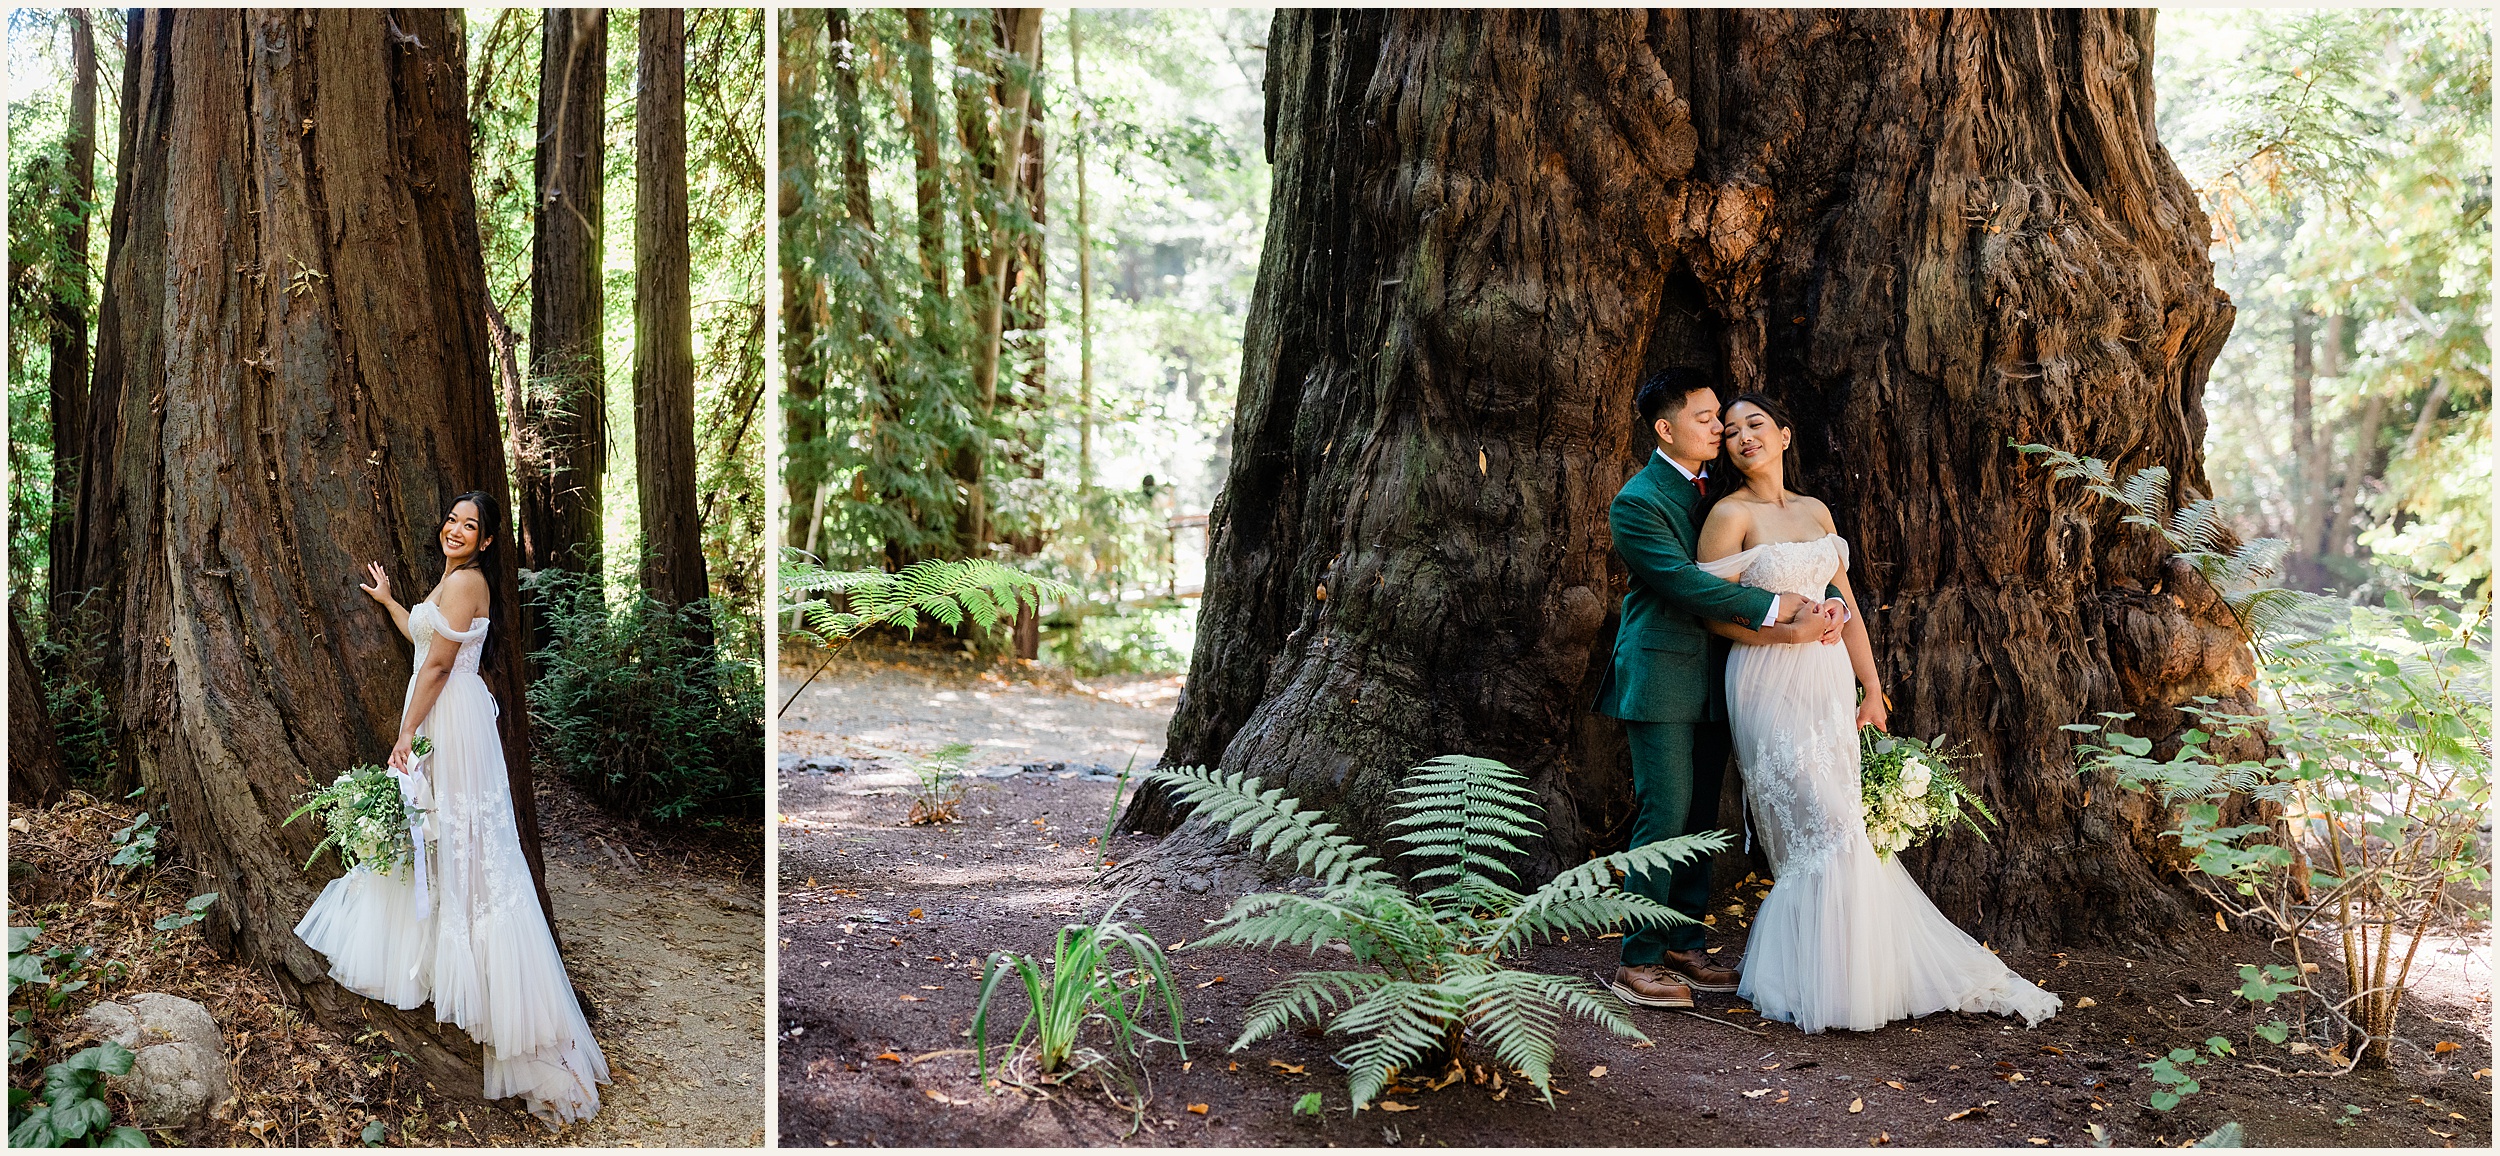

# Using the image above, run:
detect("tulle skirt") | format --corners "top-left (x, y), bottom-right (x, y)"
top-left (295, 671), bottom-right (609, 1125)
top-left (1725, 638), bottom-right (2062, 1034)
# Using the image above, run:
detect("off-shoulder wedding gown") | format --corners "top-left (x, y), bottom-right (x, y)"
top-left (1701, 534), bottom-right (2060, 1034)
top-left (295, 599), bottom-right (609, 1125)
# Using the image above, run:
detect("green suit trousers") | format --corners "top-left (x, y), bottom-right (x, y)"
top-left (1619, 719), bottom-right (1731, 962)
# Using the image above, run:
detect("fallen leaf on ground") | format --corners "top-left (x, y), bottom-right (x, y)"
top-left (919, 985), bottom-right (942, 990)
top-left (1196, 976), bottom-right (1226, 988)
top-left (1849, 1098), bottom-right (1864, 1113)
top-left (1589, 1066), bottom-right (1608, 1078)
top-left (875, 1052), bottom-right (903, 1062)
top-left (2039, 1045), bottom-right (2064, 1056)
top-left (1181, 1062), bottom-right (1192, 1072)
top-left (1270, 1061), bottom-right (1306, 1075)
top-left (1743, 1088), bottom-right (1772, 1099)
top-left (2434, 1040), bottom-right (2461, 1054)
top-left (1946, 1107), bottom-right (1987, 1122)
top-left (2075, 997), bottom-right (2097, 1008)
top-left (922, 1089), bottom-right (973, 1106)
top-left (2215, 911), bottom-right (2228, 931)
top-left (1870, 1132), bottom-right (1891, 1146)
top-left (898, 994), bottom-right (924, 1002)
top-left (1167, 940), bottom-right (1185, 950)
top-left (2027, 1138), bottom-right (2049, 1146)
top-left (1378, 1101), bottom-right (1417, 1112)
top-left (1187, 1104), bottom-right (1208, 1115)
top-left (1884, 1080), bottom-right (1906, 1090)
top-left (909, 908), bottom-right (924, 919)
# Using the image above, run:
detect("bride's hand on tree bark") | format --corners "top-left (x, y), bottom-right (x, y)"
top-left (359, 562), bottom-right (396, 607)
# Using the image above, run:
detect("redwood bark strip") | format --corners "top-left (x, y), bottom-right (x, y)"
top-left (634, 8), bottom-right (708, 614)
top-left (46, 9), bottom-right (97, 620)
top-left (1128, 9), bottom-right (2243, 948)
top-left (779, 8), bottom-right (825, 554)
top-left (96, 8), bottom-right (546, 1077)
top-left (524, 7), bottom-right (606, 581)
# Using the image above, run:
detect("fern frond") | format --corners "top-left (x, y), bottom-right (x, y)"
top-left (1142, 766), bottom-right (1396, 888)
top-left (1389, 755), bottom-right (1545, 891)
top-left (1327, 982), bottom-right (1466, 1109)
top-left (2114, 466), bottom-right (2173, 536)
top-left (1484, 888), bottom-right (1686, 954)
top-left (2169, 498), bottom-right (2234, 557)
top-left (1229, 970), bottom-right (1392, 1051)
top-left (2009, 441), bottom-right (2125, 503)
top-left (1481, 831), bottom-right (1725, 957)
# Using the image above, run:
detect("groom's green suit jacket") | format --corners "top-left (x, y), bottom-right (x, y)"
top-left (1595, 453), bottom-right (1781, 724)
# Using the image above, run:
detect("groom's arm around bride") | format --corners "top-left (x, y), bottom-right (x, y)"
top-left (1592, 370), bottom-right (1834, 1007)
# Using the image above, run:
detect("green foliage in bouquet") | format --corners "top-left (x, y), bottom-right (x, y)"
top-left (1859, 729), bottom-right (1997, 858)
top-left (1142, 756), bottom-right (1726, 1110)
top-left (283, 737), bottom-right (430, 875)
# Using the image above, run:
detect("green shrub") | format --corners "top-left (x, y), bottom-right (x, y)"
top-left (1042, 603), bottom-right (1192, 677)
top-left (523, 569), bottom-right (764, 826)
top-left (1144, 755), bottom-right (1726, 1110)
top-left (21, 597), bottom-right (116, 787)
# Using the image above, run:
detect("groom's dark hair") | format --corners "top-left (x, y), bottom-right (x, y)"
top-left (1635, 367), bottom-right (1719, 426)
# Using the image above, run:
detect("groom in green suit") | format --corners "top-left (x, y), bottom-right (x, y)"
top-left (1596, 369), bottom-right (1844, 1008)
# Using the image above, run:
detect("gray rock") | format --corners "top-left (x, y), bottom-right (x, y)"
top-left (78, 993), bottom-right (229, 1134)
top-left (778, 753), bottom-right (855, 775)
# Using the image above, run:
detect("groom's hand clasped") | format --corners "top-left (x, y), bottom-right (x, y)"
top-left (1764, 593), bottom-right (1845, 646)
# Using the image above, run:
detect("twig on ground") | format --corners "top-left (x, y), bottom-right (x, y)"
top-left (1679, 1009), bottom-right (1771, 1037)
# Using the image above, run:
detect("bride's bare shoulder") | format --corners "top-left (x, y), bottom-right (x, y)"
top-left (438, 567), bottom-right (490, 615)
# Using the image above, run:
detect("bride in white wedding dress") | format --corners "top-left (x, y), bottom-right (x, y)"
top-left (293, 491), bottom-right (609, 1126)
top-left (1694, 395), bottom-right (2060, 1035)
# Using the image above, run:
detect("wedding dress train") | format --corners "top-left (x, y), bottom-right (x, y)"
top-left (295, 600), bottom-right (609, 1125)
top-left (1702, 535), bottom-right (2061, 1034)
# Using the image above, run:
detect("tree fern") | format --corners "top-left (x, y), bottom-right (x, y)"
top-left (777, 550), bottom-right (1074, 714)
top-left (2010, 441), bottom-right (2340, 650)
top-left (1144, 757), bottom-right (1726, 1109)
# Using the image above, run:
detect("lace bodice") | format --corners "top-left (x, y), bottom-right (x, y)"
top-left (411, 600), bottom-right (490, 676)
top-left (1699, 533), bottom-right (1850, 598)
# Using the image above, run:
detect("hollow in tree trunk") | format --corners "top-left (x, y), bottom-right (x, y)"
top-left (524, 8), bottom-right (607, 590)
top-left (88, 8), bottom-right (550, 1081)
top-left (634, 8), bottom-right (708, 618)
top-left (1123, 9), bottom-right (2245, 950)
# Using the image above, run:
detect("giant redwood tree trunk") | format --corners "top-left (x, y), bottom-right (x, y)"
top-left (87, 8), bottom-right (550, 1079)
top-left (634, 8), bottom-right (708, 614)
top-left (523, 8), bottom-right (607, 584)
top-left (1124, 9), bottom-right (2245, 949)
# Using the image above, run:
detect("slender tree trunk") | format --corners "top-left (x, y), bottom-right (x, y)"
top-left (2288, 308), bottom-right (2326, 587)
top-left (46, 9), bottom-right (98, 623)
top-left (2329, 391), bottom-right (2388, 560)
top-left (1070, 11), bottom-right (1096, 494)
top-left (904, 9), bottom-right (948, 307)
top-left (999, 8), bottom-right (1048, 660)
top-left (10, 609), bottom-right (71, 808)
top-left (634, 8), bottom-right (707, 617)
top-left (1123, 9), bottom-right (2245, 949)
top-left (91, 7), bottom-right (548, 1082)
top-left (2403, 374), bottom-right (2451, 457)
top-left (779, 9), bottom-right (825, 557)
top-left (524, 8), bottom-right (607, 585)
top-left (949, 11), bottom-right (1000, 555)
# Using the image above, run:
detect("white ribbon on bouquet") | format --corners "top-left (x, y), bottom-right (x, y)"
top-left (390, 751), bottom-right (436, 922)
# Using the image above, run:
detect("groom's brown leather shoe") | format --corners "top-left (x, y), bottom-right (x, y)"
top-left (1657, 948), bottom-right (1741, 993)
top-left (1606, 965), bottom-right (1695, 1009)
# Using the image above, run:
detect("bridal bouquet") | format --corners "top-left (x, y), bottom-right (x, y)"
top-left (1859, 729), bottom-right (1996, 857)
top-left (286, 737), bottom-right (433, 875)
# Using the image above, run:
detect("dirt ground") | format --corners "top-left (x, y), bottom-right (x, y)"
top-left (777, 652), bottom-right (2492, 1148)
top-left (7, 775), bottom-right (764, 1148)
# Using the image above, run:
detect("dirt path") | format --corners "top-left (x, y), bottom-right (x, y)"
top-left (778, 656), bottom-right (2491, 1149)
top-left (512, 780), bottom-right (767, 1148)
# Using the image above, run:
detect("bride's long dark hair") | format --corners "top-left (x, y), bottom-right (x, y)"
top-left (1703, 391), bottom-right (1807, 508)
top-left (442, 490), bottom-right (505, 671)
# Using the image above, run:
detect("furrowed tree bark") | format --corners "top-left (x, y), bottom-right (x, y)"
top-left (634, 8), bottom-right (707, 616)
top-left (10, 610), bottom-right (71, 808)
top-left (524, 7), bottom-right (607, 590)
top-left (46, 9), bottom-right (97, 623)
top-left (94, 7), bottom-right (552, 1083)
top-left (1124, 9), bottom-right (2244, 949)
